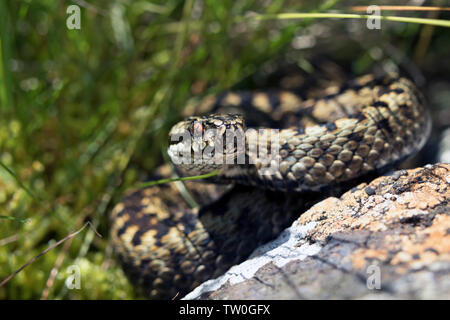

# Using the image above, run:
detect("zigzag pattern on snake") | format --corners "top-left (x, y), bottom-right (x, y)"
top-left (110, 73), bottom-right (430, 299)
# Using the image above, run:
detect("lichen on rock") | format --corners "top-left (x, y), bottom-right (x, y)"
top-left (185, 164), bottom-right (450, 300)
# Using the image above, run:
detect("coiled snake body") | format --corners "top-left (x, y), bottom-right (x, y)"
top-left (110, 74), bottom-right (430, 299)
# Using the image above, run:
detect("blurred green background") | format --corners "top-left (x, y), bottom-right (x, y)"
top-left (0, 0), bottom-right (449, 299)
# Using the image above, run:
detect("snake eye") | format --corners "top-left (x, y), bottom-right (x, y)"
top-left (192, 121), bottom-right (204, 136)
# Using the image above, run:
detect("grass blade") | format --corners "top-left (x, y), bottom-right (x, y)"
top-left (250, 12), bottom-right (450, 28)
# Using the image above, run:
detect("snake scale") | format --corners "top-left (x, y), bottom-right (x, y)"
top-left (110, 73), bottom-right (431, 299)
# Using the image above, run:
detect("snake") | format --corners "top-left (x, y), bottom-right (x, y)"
top-left (110, 73), bottom-right (431, 299)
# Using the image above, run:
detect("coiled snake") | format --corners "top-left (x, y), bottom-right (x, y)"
top-left (110, 73), bottom-right (430, 299)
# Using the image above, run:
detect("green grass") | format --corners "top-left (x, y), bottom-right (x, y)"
top-left (0, 0), bottom-right (449, 299)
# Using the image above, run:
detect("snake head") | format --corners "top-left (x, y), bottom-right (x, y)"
top-left (167, 114), bottom-right (247, 175)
